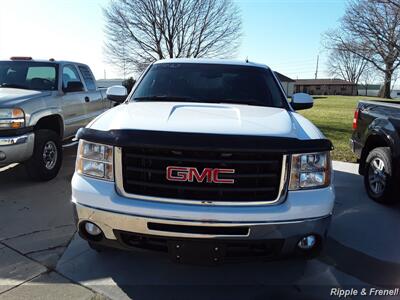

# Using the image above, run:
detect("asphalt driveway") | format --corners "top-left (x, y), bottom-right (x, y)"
top-left (0, 147), bottom-right (399, 300)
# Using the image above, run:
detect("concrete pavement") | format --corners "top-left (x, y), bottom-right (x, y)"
top-left (55, 161), bottom-right (400, 300)
top-left (0, 146), bottom-right (103, 299)
top-left (0, 148), bottom-right (399, 299)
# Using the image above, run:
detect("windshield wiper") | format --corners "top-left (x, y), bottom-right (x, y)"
top-left (210, 99), bottom-right (264, 106)
top-left (133, 95), bottom-right (266, 106)
top-left (0, 83), bottom-right (30, 90)
top-left (133, 95), bottom-right (197, 102)
top-left (133, 96), bottom-right (264, 106)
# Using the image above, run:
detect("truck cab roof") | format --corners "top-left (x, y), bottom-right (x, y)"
top-left (4, 57), bottom-right (88, 67)
top-left (153, 58), bottom-right (271, 70)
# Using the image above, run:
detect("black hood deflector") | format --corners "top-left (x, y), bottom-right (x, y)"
top-left (76, 128), bottom-right (333, 153)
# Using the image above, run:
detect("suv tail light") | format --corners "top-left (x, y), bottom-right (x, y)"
top-left (352, 109), bottom-right (359, 130)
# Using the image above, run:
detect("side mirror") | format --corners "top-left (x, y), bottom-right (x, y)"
top-left (291, 93), bottom-right (313, 110)
top-left (106, 85), bottom-right (127, 103)
top-left (63, 81), bottom-right (84, 93)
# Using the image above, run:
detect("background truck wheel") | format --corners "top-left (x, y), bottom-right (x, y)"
top-left (25, 129), bottom-right (63, 181)
top-left (364, 147), bottom-right (396, 204)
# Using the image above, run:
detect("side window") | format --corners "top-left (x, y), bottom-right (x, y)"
top-left (62, 65), bottom-right (82, 89)
top-left (26, 67), bottom-right (55, 81)
top-left (78, 66), bottom-right (96, 91)
top-left (26, 67), bottom-right (57, 90)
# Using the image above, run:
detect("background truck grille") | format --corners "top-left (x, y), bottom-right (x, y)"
top-left (121, 147), bottom-right (284, 202)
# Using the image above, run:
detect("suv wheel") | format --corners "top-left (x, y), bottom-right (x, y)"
top-left (25, 129), bottom-right (63, 181)
top-left (364, 147), bottom-right (396, 204)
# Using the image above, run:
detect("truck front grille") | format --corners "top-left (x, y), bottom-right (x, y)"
top-left (119, 146), bottom-right (285, 203)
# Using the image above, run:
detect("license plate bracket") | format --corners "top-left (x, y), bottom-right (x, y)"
top-left (168, 240), bottom-right (226, 264)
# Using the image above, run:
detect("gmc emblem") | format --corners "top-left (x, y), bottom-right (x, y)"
top-left (166, 166), bottom-right (235, 184)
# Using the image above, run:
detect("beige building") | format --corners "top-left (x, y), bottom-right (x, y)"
top-left (295, 79), bottom-right (357, 96)
top-left (275, 72), bottom-right (295, 96)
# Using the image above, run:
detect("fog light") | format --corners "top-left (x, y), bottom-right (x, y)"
top-left (297, 235), bottom-right (317, 250)
top-left (84, 222), bottom-right (102, 236)
top-left (0, 151), bottom-right (6, 161)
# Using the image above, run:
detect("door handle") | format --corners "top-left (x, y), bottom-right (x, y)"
top-left (84, 96), bottom-right (90, 103)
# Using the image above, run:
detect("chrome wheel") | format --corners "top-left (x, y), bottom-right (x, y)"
top-left (43, 141), bottom-right (58, 170)
top-left (368, 157), bottom-right (387, 196)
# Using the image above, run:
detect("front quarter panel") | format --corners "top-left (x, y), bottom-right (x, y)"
top-left (25, 94), bottom-right (65, 139)
top-left (12, 92), bottom-right (63, 128)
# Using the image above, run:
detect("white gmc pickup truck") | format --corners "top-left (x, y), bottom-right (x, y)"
top-left (72, 59), bottom-right (334, 263)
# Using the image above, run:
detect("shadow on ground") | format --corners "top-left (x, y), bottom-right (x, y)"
top-left (55, 165), bottom-right (400, 300)
top-left (1, 155), bottom-right (399, 300)
top-left (0, 146), bottom-right (78, 268)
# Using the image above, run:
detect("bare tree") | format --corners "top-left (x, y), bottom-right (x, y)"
top-left (381, 0), bottom-right (400, 9)
top-left (326, 48), bottom-right (368, 86)
top-left (391, 70), bottom-right (400, 92)
top-left (325, 0), bottom-right (400, 98)
top-left (104, 0), bottom-right (242, 74)
top-left (359, 65), bottom-right (379, 96)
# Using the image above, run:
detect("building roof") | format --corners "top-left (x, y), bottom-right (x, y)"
top-left (295, 78), bottom-right (356, 86)
top-left (274, 72), bottom-right (295, 82)
top-left (154, 58), bottom-right (270, 69)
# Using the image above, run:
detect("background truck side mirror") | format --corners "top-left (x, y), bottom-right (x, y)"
top-left (63, 81), bottom-right (84, 93)
top-left (106, 85), bottom-right (128, 103)
top-left (291, 93), bottom-right (314, 110)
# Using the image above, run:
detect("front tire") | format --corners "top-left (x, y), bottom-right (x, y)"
top-left (364, 147), bottom-right (396, 204)
top-left (25, 129), bottom-right (62, 181)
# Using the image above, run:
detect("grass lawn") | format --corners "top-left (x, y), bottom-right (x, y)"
top-left (298, 95), bottom-right (384, 162)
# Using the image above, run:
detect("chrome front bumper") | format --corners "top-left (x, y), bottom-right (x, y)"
top-left (74, 203), bottom-right (331, 255)
top-left (0, 133), bottom-right (35, 164)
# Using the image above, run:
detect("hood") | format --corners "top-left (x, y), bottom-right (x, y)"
top-left (0, 88), bottom-right (51, 107)
top-left (89, 101), bottom-right (324, 140)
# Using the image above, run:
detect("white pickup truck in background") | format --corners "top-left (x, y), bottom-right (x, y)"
top-left (0, 57), bottom-right (112, 180)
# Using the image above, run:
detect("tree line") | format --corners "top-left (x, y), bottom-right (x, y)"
top-left (324, 0), bottom-right (400, 98)
top-left (104, 0), bottom-right (400, 98)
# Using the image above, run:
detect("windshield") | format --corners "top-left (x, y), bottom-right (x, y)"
top-left (0, 61), bottom-right (58, 91)
top-left (132, 63), bottom-right (287, 108)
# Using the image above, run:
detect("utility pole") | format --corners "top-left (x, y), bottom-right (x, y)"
top-left (104, 69), bottom-right (106, 80)
top-left (314, 55), bottom-right (319, 79)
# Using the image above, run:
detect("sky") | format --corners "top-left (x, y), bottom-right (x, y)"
top-left (0, 0), bottom-right (347, 80)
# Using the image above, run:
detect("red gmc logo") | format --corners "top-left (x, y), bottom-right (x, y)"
top-left (166, 166), bottom-right (235, 184)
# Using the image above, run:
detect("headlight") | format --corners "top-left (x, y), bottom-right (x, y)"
top-left (289, 152), bottom-right (331, 190)
top-left (0, 108), bottom-right (25, 129)
top-left (76, 140), bottom-right (114, 181)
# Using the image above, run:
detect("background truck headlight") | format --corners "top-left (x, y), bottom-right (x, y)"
top-left (76, 140), bottom-right (114, 181)
top-left (289, 152), bottom-right (331, 190)
top-left (0, 108), bottom-right (25, 129)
